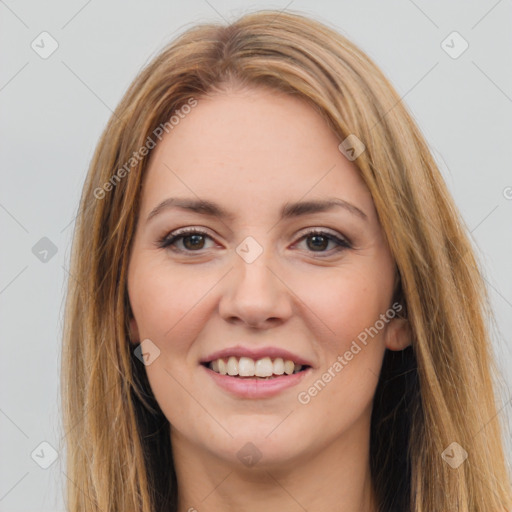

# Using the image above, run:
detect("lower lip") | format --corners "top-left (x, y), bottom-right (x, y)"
top-left (201, 365), bottom-right (312, 399)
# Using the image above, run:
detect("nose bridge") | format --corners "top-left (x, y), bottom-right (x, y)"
top-left (233, 237), bottom-right (279, 298)
top-left (236, 245), bottom-right (274, 287)
top-left (218, 235), bottom-right (292, 326)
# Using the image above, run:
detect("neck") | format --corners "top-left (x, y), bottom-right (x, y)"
top-left (171, 413), bottom-right (378, 512)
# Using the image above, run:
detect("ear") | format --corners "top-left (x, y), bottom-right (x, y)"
top-left (383, 317), bottom-right (412, 351)
top-left (128, 316), bottom-right (140, 345)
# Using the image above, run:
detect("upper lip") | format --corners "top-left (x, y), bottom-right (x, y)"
top-left (200, 345), bottom-right (313, 367)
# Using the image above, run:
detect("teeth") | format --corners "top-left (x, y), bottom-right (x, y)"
top-left (238, 357), bottom-right (255, 376)
top-left (207, 356), bottom-right (304, 377)
top-left (273, 358), bottom-right (285, 375)
top-left (284, 360), bottom-right (295, 375)
top-left (255, 357), bottom-right (273, 377)
top-left (227, 356), bottom-right (238, 376)
top-left (218, 358), bottom-right (227, 375)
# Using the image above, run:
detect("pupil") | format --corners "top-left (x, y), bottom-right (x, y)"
top-left (308, 235), bottom-right (327, 251)
top-left (184, 234), bottom-right (204, 250)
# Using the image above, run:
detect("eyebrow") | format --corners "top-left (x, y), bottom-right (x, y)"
top-left (146, 197), bottom-right (368, 224)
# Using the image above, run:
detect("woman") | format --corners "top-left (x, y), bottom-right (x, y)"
top-left (60, 9), bottom-right (512, 512)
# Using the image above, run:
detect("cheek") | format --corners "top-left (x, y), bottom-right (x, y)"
top-left (296, 267), bottom-right (390, 400)
top-left (300, 266), bottom-right (391, 346)
top-left (296, 268), bottom-right (390, 409)
top-left (128, 260), bottom-right (211, 422)
top-left (129, 258), bottom-right (214, 342)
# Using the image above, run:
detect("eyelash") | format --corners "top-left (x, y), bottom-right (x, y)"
top-left (156, 227), bottom-right (352, 256)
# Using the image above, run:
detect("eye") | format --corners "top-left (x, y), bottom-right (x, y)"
top-left (156, 227), bottom-right (352, 256)
top-left (294, 229), bottom-right (352, 255)
top-left (156, 227), bottom-right (215, 253)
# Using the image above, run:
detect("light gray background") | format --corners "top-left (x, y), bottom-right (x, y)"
top-left (1, 1), bottom-right (511, 510)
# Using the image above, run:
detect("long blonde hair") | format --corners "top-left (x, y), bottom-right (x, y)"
top-left (60, 9), bottom-right (512, 511)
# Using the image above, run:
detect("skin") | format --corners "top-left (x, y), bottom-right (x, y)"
top-left (127, 85), bottom-right (410, 512)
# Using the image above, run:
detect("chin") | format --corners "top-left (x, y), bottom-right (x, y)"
top-left (207, 428), bottom-right (311, 470)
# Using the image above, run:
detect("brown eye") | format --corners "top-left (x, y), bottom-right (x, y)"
top-left (296, 229), bottom-right (352, 255)
top-left (306, 234), bottom-right (330, 251)
top-left (182, 233), bottom-right (206, 250)
top-left (157, 228), bottom-right (214, 252)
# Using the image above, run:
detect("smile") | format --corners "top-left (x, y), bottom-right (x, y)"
top-left (202, 356), bottom-right (309, 379)
top-left (201, 359), bottom-right (312, 399)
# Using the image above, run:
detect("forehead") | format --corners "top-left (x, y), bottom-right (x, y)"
top-left (139, 88), bottom-right (375, 220)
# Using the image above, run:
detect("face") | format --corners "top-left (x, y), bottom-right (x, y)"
top-left (127, 86), bottom-right (409, 469)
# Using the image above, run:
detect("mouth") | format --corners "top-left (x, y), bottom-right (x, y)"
top-left (201, 356), bottom-right (311, 380)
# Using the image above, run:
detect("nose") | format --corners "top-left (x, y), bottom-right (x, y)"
top-left (218, 247), bottom-right (293, 329)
